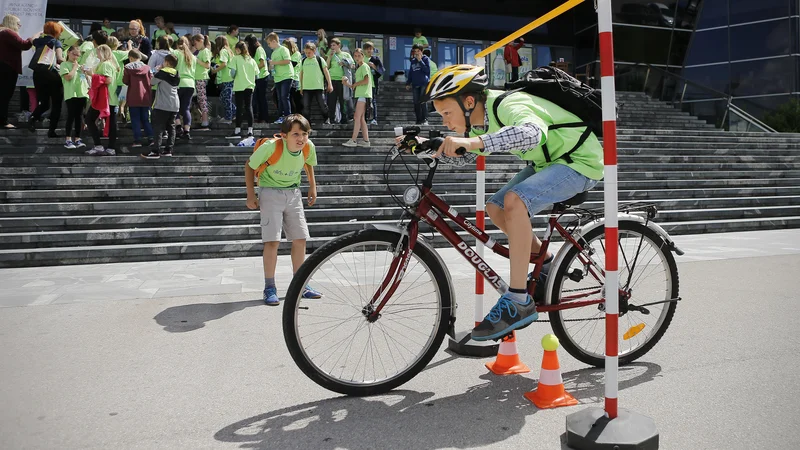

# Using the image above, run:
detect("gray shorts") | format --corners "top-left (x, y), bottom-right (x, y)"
top-left (259, 187), bottom-right (310, 242)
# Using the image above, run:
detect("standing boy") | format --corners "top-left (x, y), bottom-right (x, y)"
top-left (299, 42), bottom-right (333, 125)
top-left (267, 32), bottom-right (294, 124)
top-left (245, 114), bottom-right (322, 305)
top-left (412, 28), bottom-right (429, 49)
top-left (405, 44), bottom-right (430, 125)
top-left (363, 41), bottom-right (383, 125)
top-left (141, 54), bottom-right (179, 159)
top-left (325, 38), bottom-right (354, 125)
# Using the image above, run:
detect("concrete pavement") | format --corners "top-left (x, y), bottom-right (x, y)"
top-left (1, 229), bottom-right (800, 449)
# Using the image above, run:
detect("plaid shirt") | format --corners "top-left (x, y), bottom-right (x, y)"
top-left (438, 109), bottom-right (543, 166)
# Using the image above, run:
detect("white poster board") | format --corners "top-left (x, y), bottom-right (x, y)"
top-left (1, 0), bottom-right (47, 86)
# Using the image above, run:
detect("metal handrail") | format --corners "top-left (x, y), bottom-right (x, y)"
top-left (627, 63), bottom-right (777, 133)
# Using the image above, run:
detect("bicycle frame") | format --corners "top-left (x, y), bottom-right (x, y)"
top-left (366, 158), bottom-right (607, 321)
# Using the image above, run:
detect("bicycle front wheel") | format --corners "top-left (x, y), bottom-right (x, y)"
top-left (548, 221), bottom-right (679, 367)
top-left (283, 229), bottom-right (452, 396)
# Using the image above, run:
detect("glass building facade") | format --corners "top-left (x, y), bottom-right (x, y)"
top-left (575, 0), bottom-right (799, 120)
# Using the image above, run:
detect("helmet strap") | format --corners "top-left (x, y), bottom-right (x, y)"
top-left (456, 96), bottom-right (476, 138)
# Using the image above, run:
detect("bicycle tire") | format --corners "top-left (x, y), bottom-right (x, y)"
top-left (283, 229), bottom-right (452, 396)
top-left (548, 220), bottom-right (679, 367)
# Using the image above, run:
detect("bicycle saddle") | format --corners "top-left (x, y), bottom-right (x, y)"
top-left (553, 191), bottom-right (589, 211)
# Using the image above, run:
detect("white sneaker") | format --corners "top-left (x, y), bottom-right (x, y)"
top-left (323, 119), bottom-right (331, 125)
top-left (369, 119), bottom-right (378, 125)
top-left (74, 139), bottom-right (86, 148)
top-left (85, 146), bottom-right (106, 156)
top-left (103, 148), bottom-right (116, 156)
top-left (357, 140), bottom-right (371, 147)
top-left (64, 140), bottom-right (76, 149)
top-left (422, 121), bottom-right (429, 126)
top-left (342, 139), bottom-right (358, 147)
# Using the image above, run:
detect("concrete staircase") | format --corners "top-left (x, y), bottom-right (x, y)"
top-left (1, 87), bottom-right (798, 267)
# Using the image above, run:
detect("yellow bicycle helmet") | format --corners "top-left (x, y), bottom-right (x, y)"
top-left (421, 64), bottom-right (488, 103)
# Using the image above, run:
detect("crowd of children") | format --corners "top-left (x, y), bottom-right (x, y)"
top-left (17, 17), bottom-right (413, 154)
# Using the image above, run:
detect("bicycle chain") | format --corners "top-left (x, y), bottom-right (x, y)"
top-left (533, 285), bottom-right (605, 323)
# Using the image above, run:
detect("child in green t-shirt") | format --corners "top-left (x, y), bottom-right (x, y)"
top-left (172, 37), bottom-right (197, 139)
top-left (267, 32), bottom-right (294, 124)
top-left (412, 28), bottom-right (429, 49)
top-left (342, 48), bottom-right (373, 148)
top-left (85, 44), bottom-right (120, 156)
top-left (192, 34), bottom-right (212, 130)
top-left (244, 114), bottom-right (321, 305)
top-left (299, 42), bottom-right (333, 125)
top-left (227, 42), bottom-right (259, 139)
top-left (210, 35), bottom-right (236, 123)
top-left (60, 45), bottom-right (90, 149)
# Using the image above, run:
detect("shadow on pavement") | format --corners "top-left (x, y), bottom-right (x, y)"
top-left (214, 362), bottom-right (661, 449)
top-left (153, 299), bottom-right (264, 332)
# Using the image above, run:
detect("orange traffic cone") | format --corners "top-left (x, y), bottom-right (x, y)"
top-left (524, 334), bottom-right (578, 409)
top-left (485, 331), bottom-right (530, 375)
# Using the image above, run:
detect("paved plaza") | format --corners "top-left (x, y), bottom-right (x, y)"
top-left (1, 229), bottom-right (799, 449)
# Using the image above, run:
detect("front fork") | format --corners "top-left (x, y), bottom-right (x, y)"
top-left (365, 219), bottom-right (420, 321)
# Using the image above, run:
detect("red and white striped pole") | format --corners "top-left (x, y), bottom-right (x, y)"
top-left (475, 155), bottom-right (486, 327)
top-left (597, 0), bottom-right (620, 420)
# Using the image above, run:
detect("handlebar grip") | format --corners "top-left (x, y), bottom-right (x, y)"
top-left (455, 148), bottom-right (467, 156)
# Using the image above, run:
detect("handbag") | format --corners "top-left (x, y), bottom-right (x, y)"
top-left (29, 42), bottom-right (56, 71)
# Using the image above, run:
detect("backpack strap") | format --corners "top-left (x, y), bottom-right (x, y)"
top-left (316, 55), bottom-right (325, 74)
top-left (491, 89), bottom-right (522, 129)
top-left (253, 136), bottom-right (283, 181)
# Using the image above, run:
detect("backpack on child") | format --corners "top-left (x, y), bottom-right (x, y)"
top-left (492, 66), bottom-right (606, 163)
top-left (252, 134), bottom-right (312, 181)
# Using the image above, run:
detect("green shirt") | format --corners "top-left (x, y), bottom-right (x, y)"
top-left (353, 62), bottom-right (373, 99)
top-left (172, 50), bottom-right (196, 88)
top-left (59, 61), bottom-right (89, 100)
top-left (299, 55), bottom-right (325, 91)
top-left (318, 39), bottom-right (329, 59)
top-left (254, 46), bottom-right (269, 79)
top-left (214, 48), bottom-right (233, 84)
top-left (102, 26), bottom-right (116, 36)
top-left (153, 29), bottom-right (166, 41)
top-left (112, 50), bottom-right (127, 85)
top-left (429, 59), bottom-right (438, 76)
top-left (226, 34), bottom-right (239, 51)
top-left (248, 139), bottom-right (318, 188)
top-left (194, 48), bottom-right (211, 81)
top-left (412, 36), bottom-right (429, 47)
top-left (327, 51), bottom-right (352, 81)
top-left (290, 51), bottom-right (301, 82)
top-left (78, 41), bottom-right (94, 66)
top-left (271, 45), bottom-right (294, 83)
top-left (95, 60), bottom-right (119, 106)
top-left (229, 55), bottom-right (258, 91)
top-left (473, 90), bottom-right (604, 180)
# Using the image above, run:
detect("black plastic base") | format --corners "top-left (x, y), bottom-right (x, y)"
top-left (565, 407), bottom-right (659, 450)
top-left (447, 330), bottom-right (499, 358)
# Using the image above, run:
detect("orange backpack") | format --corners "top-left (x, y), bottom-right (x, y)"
top-left (252, 134), bottom-right (312, 181)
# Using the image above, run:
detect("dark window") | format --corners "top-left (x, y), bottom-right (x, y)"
top-left (730, 56), bottom-right (797, 96)
top-left (683, 64), bottom-right (731, 99)
top-left (735, 94), bottom-right (799, 121)
top-left (683, 28), bottom-right (728, 66)
top-left (729, 0), bottom-right (790, 25)
top-left (668, 29), bottom-right (693, 66)
top-left (612, 25), bottom-right (672, 64)
top-left (575, 28), bottom-right (597, 67)
top-left (730, 19), bottom-right (792, 61)
top-left (696, 0), bottom-right (728, 29)
top-left (614, 0), bottom-right (678, 28)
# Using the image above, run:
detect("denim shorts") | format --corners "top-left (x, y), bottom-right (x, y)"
top-left (487, 163), bottom-right (599, 215)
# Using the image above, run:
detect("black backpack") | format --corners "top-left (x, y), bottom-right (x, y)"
top-left (492, 66), bottom-right (604, 164)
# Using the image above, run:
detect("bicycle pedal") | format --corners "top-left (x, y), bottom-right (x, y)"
top-left (496, 332), bottom-right (515, 342)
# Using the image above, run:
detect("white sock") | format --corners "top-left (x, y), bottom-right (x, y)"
top-left (234, 127), bottom-right (241, 134)
top-left (506, 288), bottom-right (529, 304)
top-left (247, 127), bottom-right (253, 135)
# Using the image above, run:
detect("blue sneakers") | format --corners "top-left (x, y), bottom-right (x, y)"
top-left (264, 286), bottom-right (280, 306)
top-left (302, 285), bottom-right (323, 299)
top-left (471, 292), bottom-right (539, 341)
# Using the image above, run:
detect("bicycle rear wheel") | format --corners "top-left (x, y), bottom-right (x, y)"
top-left (283, 229), bottom-right (452, 396)
top-left (548, 221), bottom-right (679, 367)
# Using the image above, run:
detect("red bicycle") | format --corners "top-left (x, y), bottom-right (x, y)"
top-left (283, 129), bottom-right (682, 396)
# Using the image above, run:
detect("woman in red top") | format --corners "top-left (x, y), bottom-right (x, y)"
top-left (0, 14), bottom-right (38, 128)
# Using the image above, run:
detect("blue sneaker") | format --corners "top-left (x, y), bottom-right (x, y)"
top-left (264, 286), bottom-right (280, 306)
top-left (273, 117), bottom-right (285, 124)
top-left (302, 285), bottom-right (323, 299)
top-left (471, 292), bottom-right (539, 341)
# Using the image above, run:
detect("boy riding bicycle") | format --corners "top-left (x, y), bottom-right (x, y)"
top-left (421, 65), bottom-right (604, 341)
